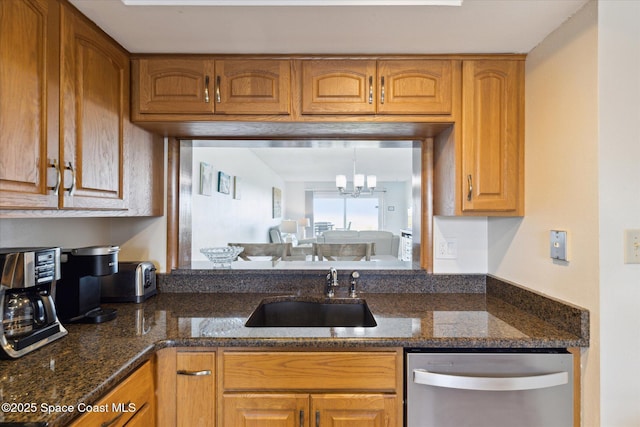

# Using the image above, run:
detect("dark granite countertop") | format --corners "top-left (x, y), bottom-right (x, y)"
top-left (0, 275), bottom-right (589, 426)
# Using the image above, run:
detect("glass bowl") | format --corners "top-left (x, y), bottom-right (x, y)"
top-left (200, 246), bottom-right (244, 268)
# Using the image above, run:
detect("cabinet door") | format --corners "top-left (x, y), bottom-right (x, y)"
top-left (461, 60), bottom-right (523, 213)
top-left (222, 393), bottom-right (308, 427)
top-left (60, 5), bottom-right (127, 209)
top-left (136, 58), bottom-right (216, 115)
top-left (216, 60), bottom-right (291, 115)
top-left (0, 0), bottom-right (58, 209)
top-left (177, 352), bottom-right (216, 427)
top-left (301, 60), bottom-right (377, 114)
top-left (377, 60), bottom-right (453, 115)
top-left (311, 394), bottom-right (398, 427)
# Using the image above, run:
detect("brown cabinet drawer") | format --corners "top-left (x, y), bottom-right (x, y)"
top-left (70, 360), bottom-right (154, 427)
top-left (222, 351), bottom-right (398, 392)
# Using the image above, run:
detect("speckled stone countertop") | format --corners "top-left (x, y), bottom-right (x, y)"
top-left (0, 274), bottom-right (589, 426)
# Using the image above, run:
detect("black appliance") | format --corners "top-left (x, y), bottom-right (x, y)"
top-left (56, 246), bottom-right (119, 323)
top-left (0, 247), bottom-right (67, 359)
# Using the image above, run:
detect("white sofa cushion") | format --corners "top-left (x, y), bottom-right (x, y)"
top-left (317, 230), bottom-right (400, 257)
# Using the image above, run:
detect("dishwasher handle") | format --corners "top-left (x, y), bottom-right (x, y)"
top-left (413, 369), bottom-right (568, 391)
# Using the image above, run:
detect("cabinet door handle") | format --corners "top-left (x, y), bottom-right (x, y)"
top-left (215, 76), bottom-right (221, 103)
top-left (204, 75), bottom-right (210, 103)
top-left (315, 410), bottom-right (320, 427)
top-left (299, 410), bottom-right (304, 427)
top-left (380, 76), bottom-right (385, 104)
top-left (64, 162), bottom-right (76, 196)
top-left (177, 369), bottom-right (212, 376)
top-left (413, 369), bottom-right (569, 391)
top-left (48, 159), bottom-right (61, 195)
top-left (467, 174), bottom-right (473, 201)
top-left (368, 76), bottom-right (373, 104)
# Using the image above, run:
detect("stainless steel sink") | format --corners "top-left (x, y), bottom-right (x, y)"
top-left (244, 297), bottom-right (377, 327)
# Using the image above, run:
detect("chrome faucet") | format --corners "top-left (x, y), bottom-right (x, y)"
top-left (326, 267), bottom-right (338, 297)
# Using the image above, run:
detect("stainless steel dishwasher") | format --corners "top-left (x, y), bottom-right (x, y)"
top-left (406, 349), bottom-right (574, 427)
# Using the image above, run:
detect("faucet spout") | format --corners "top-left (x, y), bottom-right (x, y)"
top-left (326, 267), bottom-right (338, 297)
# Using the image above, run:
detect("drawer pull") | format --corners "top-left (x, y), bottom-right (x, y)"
top-left (467, 174), bottom-right (473, 201)
top-left (380, 76), bottom-right (385, 104)
top-left (177, 369), bottom-right (212, 376)
top-left (100, 400), bottom-right (131, 427)
top-left (316, 410), bottom-right (320, 427)
top-left (299, 410), bottom-right (304, 427)
top-left (368, 76), bottom-right (373, 104)
top-left (413, 369), bottom-right (569, 391)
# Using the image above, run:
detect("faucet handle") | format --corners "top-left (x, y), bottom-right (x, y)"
top-left (349, 271), bottom-right (360, 298)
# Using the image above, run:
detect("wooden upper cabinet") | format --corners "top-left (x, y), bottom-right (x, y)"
top-left (135, 58), bottom-right (215, 115)
top-left (133, 58), bottom-right (291, 117)
top-left (0, 0), bottom-right (59, 209)
top-left (461, 60), bottom-right (524, 214)
top-left (301, 59), bottom-right (453, 115)
top-left (301, 60), bottom-right (377, 114)
top-left (216, 59), bottom-right (291, 115)
top-left (377, 60), bottom-right (453, 114)
top-left (60, 4), bottom-right (128, 210)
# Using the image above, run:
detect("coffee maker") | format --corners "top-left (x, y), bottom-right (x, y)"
top-left (0, 247), bottom-right (68, 359)
top-left (56, 246), bottom-right (119, 323)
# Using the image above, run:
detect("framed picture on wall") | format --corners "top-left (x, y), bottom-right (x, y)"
top-left (272, 187), bottom-right (282, 218)
top-left (200, 162), bottom-right (214, 196)
top-left (218, 171), bottom-right (231, 194)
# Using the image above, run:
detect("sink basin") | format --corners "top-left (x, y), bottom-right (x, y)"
top-left (245, 297), bottom-right (377, 328)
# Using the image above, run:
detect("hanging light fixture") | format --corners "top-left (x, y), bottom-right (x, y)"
top-left (336, 149), bottom-right (376, 197)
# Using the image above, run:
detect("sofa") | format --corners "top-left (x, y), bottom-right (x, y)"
top-left (316, 230), bottom-right (400, 257)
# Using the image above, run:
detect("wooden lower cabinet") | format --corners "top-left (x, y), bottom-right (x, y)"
top-left (219, 349), bottom-right (402, 427)
top-left (223, 393), bottom-right (396, 427)
top-left (69, 360), bottom-right (155, 427)
top-left (176, 351), bottom-right (216, 427)
top-left (157, 348), bottom-right (402, 427)
top-left (223, 393), bottom-right (308, 427)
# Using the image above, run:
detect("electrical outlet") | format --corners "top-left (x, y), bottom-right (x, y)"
top-left (436, 237), bottom-right (458, 259)
top-left (624, 229), bottom-right (640, 264)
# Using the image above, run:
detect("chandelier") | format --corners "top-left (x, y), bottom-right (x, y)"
top-left (335, 150), bottom-right (376, 198)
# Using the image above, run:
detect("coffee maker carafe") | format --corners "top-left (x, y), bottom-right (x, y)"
top-left (0, 247), bottom-right (68, 359)
top-left (56, 246), bottom-right (119, 323)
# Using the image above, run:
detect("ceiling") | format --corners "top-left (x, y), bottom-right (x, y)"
top-left (194, 141), bottom-right (415, 183)
top-left (68, 0), bottom-right (587, 182)
top-left (68, 0), bottom-right (588, 54)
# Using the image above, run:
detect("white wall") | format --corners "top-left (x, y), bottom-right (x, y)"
top-left (598, 2), bottom-right (640, 426)
top-left (488, 1), bottom-right (600, 424)
top-left (191, 147), bottom-right (284, 262)
top-left (433, 216), bottom-right (488, 274)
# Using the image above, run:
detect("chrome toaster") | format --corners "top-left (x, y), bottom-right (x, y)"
top-left (99, 261), bottom-right (157, 303)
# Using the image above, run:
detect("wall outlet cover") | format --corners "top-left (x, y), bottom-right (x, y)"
top-left (624, 229), bottom-right (640, 264)
top-left (550, 230), bottom-right (568, 261)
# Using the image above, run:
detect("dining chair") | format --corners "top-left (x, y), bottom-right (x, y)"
top-left (313, 243), bottom-right (374, 261)
top-left (228, 243), bottom-right (292, 261)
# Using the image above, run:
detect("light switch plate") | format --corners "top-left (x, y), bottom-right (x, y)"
top-left (624, 229), bottom-right (640, 264)
top-left (436, 237), bottom-right (458, 259)
top-left (550, 230), bottom-right (568, 261)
